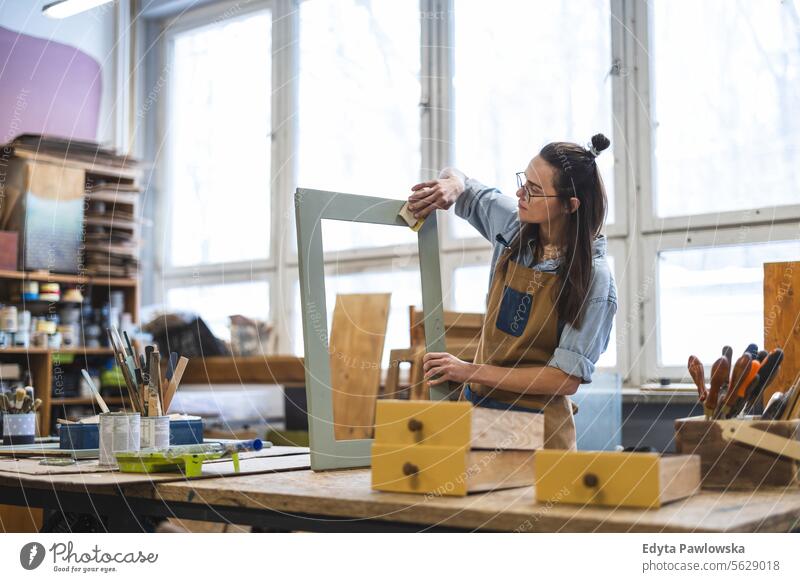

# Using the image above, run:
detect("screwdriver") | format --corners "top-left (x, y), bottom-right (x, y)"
top-left (742, 348), bottom-right (784, 416)
top-left (706, 356), bottom-right (729, 420)
top-left (729, 359), bottom-right (761, 417)
top-left (722, 345), bottom-right (733, 369)
top-left (755, 349), bottom-right (768, 363)
top-left (743, 343), bottom-right (758, 359)
top-left (719, 354), bottom-right (755, 419)
top-left (687, 355), bottom-right (706, 402)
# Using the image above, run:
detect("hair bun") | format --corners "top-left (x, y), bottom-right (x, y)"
top-left (589, 133), bottom-right (611, 157)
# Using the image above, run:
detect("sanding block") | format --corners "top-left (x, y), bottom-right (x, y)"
top-left (398, 202), bottom-right (425, 232)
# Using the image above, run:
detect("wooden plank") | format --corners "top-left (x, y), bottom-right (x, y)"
top-left (330, 294), bottom-right (390, 440)
top-left (0, 448), bottom-right (311, 493)
top-left (764, 261), bottom-right (800, 404)
top-left (0, 505), bottom-right (42, 533)
top-left (0, 268), bottom-right (136, 287)
top-left (141, 467), bottom-right (800, 532)
top-left (471, 407), bottom-right (544, 450)
top-left (180, 355), bottom-right (305, 385)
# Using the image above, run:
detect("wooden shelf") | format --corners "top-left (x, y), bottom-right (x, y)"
top-left (50, 396), bottom-right (125, 406)
top-left (0, 347), bottom-right (114, 356)
top-left (0, 269), bottom-right (137, 287)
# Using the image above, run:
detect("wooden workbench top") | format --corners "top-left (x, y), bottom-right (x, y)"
top-left (0, 447), bottom-right (310, 493)
top-left (127, 468), bottom-right (800, 533)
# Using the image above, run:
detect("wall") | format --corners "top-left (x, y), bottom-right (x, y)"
top-left (0, 0), bottom-right (118, 145)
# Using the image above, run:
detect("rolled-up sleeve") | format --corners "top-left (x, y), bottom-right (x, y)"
top-left (454, 177), bottom-right (518, 243)
top-left (547, 297), bottom-right (617, 383)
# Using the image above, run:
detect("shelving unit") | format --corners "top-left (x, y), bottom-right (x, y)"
top-left (0, 145), bottom-right (141, 436)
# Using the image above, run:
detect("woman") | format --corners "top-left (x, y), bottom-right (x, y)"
top-left (406, 134), bottom-right (617, 450)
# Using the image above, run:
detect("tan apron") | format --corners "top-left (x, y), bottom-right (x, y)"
top-left (466, 250), bottom-right (578, 450)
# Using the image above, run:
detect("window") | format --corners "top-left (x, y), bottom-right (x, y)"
top-left (297, 0), bottom-right (421, 252)
top-left (451, 264), bottom-right (490, 313)
top-left (292, 268), bottom-right (422, 367)
top-left (657, 239), bottom-right (800, 368)
top-left (167, 279), bottom-right (270, 341)
top-left (160, 7), bottom-right (273, 337)
top-left (451, 0), bottom-right (615, 239)
top-left (651, 0), bottom-right (800, 218)
top-left (166, 10), bottom-right (272, 266)
top-left (150, 1), bottom-right (800, 387)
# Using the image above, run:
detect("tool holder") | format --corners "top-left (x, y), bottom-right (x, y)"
top-left (675, 416), bottom-right (800, 489)
top-left (717, 419), bottom-right (800, 462)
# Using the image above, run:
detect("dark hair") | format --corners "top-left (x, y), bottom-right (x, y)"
top-left (504, 133), bottom-right (610, 329)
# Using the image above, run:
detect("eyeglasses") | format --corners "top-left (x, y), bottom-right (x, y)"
top-left (516, 171), bottom-right (558, 202)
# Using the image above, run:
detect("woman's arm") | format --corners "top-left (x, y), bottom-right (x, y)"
top-left (422, 353), bottom-right (581, 396)
top-left (408, 168), bottom-right (518, 244)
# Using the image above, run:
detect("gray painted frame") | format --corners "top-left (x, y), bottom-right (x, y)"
top-left (295, 188), bottom-right (450, 470)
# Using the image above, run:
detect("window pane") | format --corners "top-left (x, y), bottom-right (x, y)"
top-left (652, 0), bottom-right (800, 217)
top-left (452, 0), bottom-right (614, 239)
top-left (658, 240), bottom-right (800, 367)
top-left (451, 264), bottom-right (490, 312)
top-left (168, 11), bottom-right (271, 266)
top-left (167, 279), bottom-right (270, 342)
top-left (293, 268), bottom-right (422, 367)
top-left (298, 0), bottom-right (421, 251)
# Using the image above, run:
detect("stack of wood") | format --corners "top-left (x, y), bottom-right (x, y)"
top-left (84, 180), bottom-right (140, 277)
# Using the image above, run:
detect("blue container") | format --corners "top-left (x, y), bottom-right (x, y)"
top-left (58, 418), bottom-right (203, 449)
top-left (58, 423), bottom-right (99, 450)
top-left (169, 418), bottom-right (203, 445)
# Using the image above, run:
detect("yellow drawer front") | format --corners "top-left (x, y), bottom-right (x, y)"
top-left (372, 443), bottom-right (469, 496)
top-left (535, 450), bottom-right (663, 509)
top-left (374, 400), bottom-right (473, 447)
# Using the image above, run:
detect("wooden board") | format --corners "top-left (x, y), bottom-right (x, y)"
top-left (372, 445), bottom-right (535, 495)
top-left (0, 447), bottom-right (310, 493)
top-left (374, 400), bottom-right (544, 450)
top-left (330, 293), bottom-right (390, 440)
top-left (179, 355), bottom-right (305, 385)
top-left (137, 467), bottom-right (800, 532)
top-left (764, 261), bottom-right (800, 405)
top-left (0, 505), bottom-right (42, 533)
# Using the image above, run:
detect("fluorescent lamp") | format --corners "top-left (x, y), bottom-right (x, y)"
top-left (43, 0), bottom-right (115, 19)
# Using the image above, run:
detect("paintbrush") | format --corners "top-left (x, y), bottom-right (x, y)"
top-left (81, 369), bottom-right (110, 414)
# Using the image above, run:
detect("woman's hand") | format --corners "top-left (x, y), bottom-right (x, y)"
top-left (423, 352), bottom-right (476, 385)
top-left (407, 168), bottom-right (466, 219)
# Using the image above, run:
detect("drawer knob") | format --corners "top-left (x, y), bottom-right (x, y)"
top-left (402, 462), bottom-right (419, 476)
top-left (407, 418), bottom-right (423, 432)
top-left (583, 473), bottom-right (599, 488)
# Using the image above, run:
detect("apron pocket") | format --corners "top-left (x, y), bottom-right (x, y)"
top-left (495, 285), bottom-right (533, 337)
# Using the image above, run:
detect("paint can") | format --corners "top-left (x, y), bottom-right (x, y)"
top-left (21, 281), bottom-right (38, 301)
top-left (39, 282), bottom-right (60, 302)
top-left (98, 412), bottom-right (140, 467)
top-left (0, 305), bottom-right (17, 333)
top-left (2, 412), bottom-right (36, 445)
top-left (17, 310), bottom-right (31, 333)
top-left (140, 416), bottom-right (170, 449)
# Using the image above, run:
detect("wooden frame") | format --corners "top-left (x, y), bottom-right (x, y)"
top-left (294, 188), bottom-right (450, 470)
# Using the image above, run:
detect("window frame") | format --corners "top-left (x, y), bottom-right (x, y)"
top-left (147, 0), bottom-right (799, 388)
top-left (641, 222), bottom-right (800, 382)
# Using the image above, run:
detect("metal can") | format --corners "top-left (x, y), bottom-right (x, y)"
top-left (99, 412), bottom-right (141, 467)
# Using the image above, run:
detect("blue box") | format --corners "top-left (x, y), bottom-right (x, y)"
top-left (58, 418), bottom-right (203, 449)
top-left (58, 423), bottom-right (99, 450)
top-left (169, 418), bottom-right (203, 445)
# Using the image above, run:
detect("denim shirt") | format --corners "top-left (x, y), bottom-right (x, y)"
top-left (454, 177), bottom-right (617, 384)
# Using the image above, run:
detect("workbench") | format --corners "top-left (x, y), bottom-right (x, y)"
top-left (0, 447), bottom-right (799, 532)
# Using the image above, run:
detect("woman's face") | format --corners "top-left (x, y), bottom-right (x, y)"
top-left (515, 156), bottom-right (570, 225)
